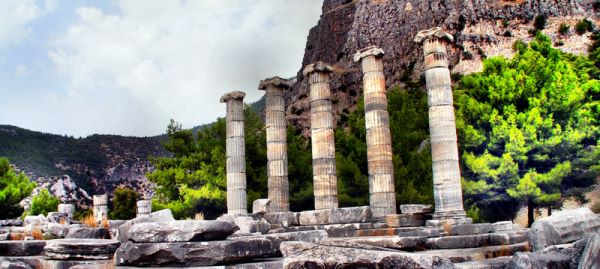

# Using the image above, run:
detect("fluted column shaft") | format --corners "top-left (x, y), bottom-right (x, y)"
top-left (259, 77), bottom-right (291, 212)
top-left (415, 28), bottom-right (467, 221)
top-left (304, 62), bottom-right (338, 210)
top-left (354, 47), bottom-right (397, 217)
top-left (221, 91), bottom-right (247, 216)
top-left (93, 194), bottom-right (108, 222)
top-left (136, 200), bottom-right (152, 217)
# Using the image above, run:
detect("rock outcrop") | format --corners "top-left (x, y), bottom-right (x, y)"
top-left (286, 0), bottom-right (599, 136)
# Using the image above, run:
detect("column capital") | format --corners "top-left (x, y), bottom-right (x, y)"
top-left (220, 91), bottom-right (246, 103)
top-left (353, 46), bottom-right (385, 62)
top-left (414, 27), bottom-right (454, 44)
top-left (302, 61), bottom-right (334, 77)
top-left (258, 76), bottom-right (292, 91)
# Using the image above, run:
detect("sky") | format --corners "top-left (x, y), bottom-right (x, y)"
top-left (0, 0), bottom-right (323, 137)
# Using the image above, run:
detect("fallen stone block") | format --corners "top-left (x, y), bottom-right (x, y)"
top-left (506, 251), bottom-right (570, 269)
top-left (492, 221), bottom-right (522, 232)
top-left (454, 256), bottom-right (512, 269)
top-left (0, 219), bottom-right (23, 227)
top-left (400, 204), bottom-right (433, 214)
top-left (324, 222), bottom-right (376, 237)
top-left (386, 213), bottom-right (427, 227)
top-left (528, 207), bottom-right (600, 251)
top-left (263, 212), bottom-right (296, 226)
top-left (540, 238), bottom-right (588, 269)
top-left (65, 227), bottom-right (109, 239)
top-left (108, 220), bottom-right (127, 229)
top-left (356, 226), bottom-right (442, 238)
top-left (281, 241), bottom-right (455, 268)
top-left (0, 260), bottom-right (33, 269)
top-left (426, 231), bottom-right (528, 249)
top-left (578, 234), bottom-right (600, 269)
top-left (114, 237), bottom-right (278, 266)
top-left (44, 239), bottom-right (120, 260)
top-left (116, 209), bottom-right (175, 243)
top-left (252, 199), bottom-right (273, 214)
top-left (298, 206), bottom-right (372, 226)
top-left (449, 223), bottom-right (494, 236)
top-left (0, 240), bottom-right (46, 256)
top-left (46, 212), bottom-right (69, 224)
top-left (46, 223), bottom-right (77, 238)
top-left (326, 236), bottom-right (428, 250)
top-left (24, 215), bottom-right (46, 226)
top-left (234, 216), bottom-right (270, 234)
top-left (244, 230), bottom-right (328, 254)
top-left (422, 242), bottom-right (529, 263)
top-left (224, 259), bottom-right (283, 269)
top-left (128, 220), bottom-right (238, 243)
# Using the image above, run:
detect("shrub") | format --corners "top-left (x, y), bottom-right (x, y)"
top-left (591, 200), bottom-right (600, 214)
top-left (534, 15), bottom-right (547, 30)
top-left (109, 186), bottom-right (138, 220)
top-left (559, 23), bottom-right (570, 35)
top-left (576, 20), bottom-right (593, 35)
top-left (0, 157), bottom-right (36, 218)
top-left (27, 189), bottom-right (59, 216)
top-left (463, 50), bottom-right (473, 60)
top-left (503, 30), bottom-right (513, 37)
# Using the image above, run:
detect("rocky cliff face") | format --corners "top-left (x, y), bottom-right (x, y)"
top-left (286, 0), bottom-right (599, 136)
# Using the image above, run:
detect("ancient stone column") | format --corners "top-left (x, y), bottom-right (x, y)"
top-left (221, 91), bottom-right (248, 216)
top-left (258, 77), bottom-right (292, 212)
top-left (354, 46), bottom-right (397, 217)
top-left (136, 200), bottom-right (152, 217)
top-left (92, 195), bottom-right (108, 222)
top-left (414, 27), bottom-right (469, 225)
top-left (58, 203), bottom-right (75, 219)
top-left (303, 62), bottom-right (338, 210)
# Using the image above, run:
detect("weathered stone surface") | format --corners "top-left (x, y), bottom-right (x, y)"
top-left (540, 238), bottom-right (588, 269)
top-left (426, 231), bottom-right (528, 249)
top-left (225, 259), bottom-right (283, 269)
top-left (0, 233), bottom-right (8, 240)
top-left (454, 256), bottom-right (512, 269)
top-left (506, 251), bottom-right (570, 269)
top-left (222, 91), bottom-right (248, 216)
top-left (23, 215), bottom-right (46, 226)
top-left (108, 220), bottom-right (126, 229)
top-left (44, 239), bottom-right (120, 260)
top-left (0, 260), bottom-right (33, 269)
top-left (355, 226), bottom-right (442, 238)
top-left (449, 223), bottom-right (494, 236)
top-left (400, 204), bottom-right (433, 214)
top-left (281, 241), bottom-right (455, 268)
top-left (128, 220), bottom-right (238, 243)
top-left (116, 209), bottom-right (175, 243)
top-left (0, 240), bottom-right (46, 256)
top-left (386, 213), bottom-right (427, 227)
top-left (114, 237), bottom-right (277, 266)
top-left (327, 236), bottom-right (428, 250)
top-left (46, 223), bottom-right (76, 238)
top-left (492, 221), bottom-right (521, 232)
top-left (423, 242), bottom-right (529, 263)
top-left (579, 234), bottom-right (600, 269)
top-left (298, 206), bottom-right (371, 226)
top-left (244, 230), bottom-right (328, 255)
top-left (234, 216), bottom-right (270, 234)
top-left (65, 227), bottom-right (109, 239)
top-left (252, 199), bottom-right (273, 214)
top-left (46, 212), bottom-right (69, 223)
top-left (0, 219), bottom-right (23, 227)
top-left (263, 212), bottom-right (296, 226)
top-left (528, 207), bottom-right (600, 251)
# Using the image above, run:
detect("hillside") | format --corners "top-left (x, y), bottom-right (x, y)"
top-left (285, 0), bottom-right (599, 136)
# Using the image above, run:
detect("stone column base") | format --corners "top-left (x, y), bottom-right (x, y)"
top-left (426, 210), bottom-right (471, 226)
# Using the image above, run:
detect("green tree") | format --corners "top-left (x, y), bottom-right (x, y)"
top-left (0, 157), bottom-right (36, 218)
top-left (455, 33), bottom-right (600, 226)
top-left (28, 189), bottom-right (60, 216)
top-left (109, 186), bottom-right (139, 220)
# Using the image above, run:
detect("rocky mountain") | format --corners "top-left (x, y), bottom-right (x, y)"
top-left (0, 125), bottom-right (167, 203)
top-left (285, 0), bottom-right (599, 136)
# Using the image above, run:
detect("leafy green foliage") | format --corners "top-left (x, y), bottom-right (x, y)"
top-left (0, 157), bottom-right (36, 218)
top-left (559, 23), bottom-right (570, 35)
top-left (28, 189), bottom-right (60, 216)
top-left (109, 186), bottom-right (139, 220)
top-left (455, 33), bottom-right (600, 225)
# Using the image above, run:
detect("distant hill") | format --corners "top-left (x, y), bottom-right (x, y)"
top-left (0, 98), bottom-right (266, 203)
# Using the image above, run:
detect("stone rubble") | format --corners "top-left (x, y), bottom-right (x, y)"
top-left (128, 220), bottom-right (238, 243)
top-left (44, 239), bottom-right (120, 260)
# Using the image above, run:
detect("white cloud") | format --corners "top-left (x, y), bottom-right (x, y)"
top-left (0, 0), bottom-right (54, 49)
top-left (45, 0), bottom-right (322, 136)
top-left (15, 64), bottom-right (27, 77)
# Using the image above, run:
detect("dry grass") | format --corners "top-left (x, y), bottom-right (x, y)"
top-left (195, 213), bottom-right (205, 221)
top-left (59, 218), bottom-right (67, 225)
top-left (81, 214), bottom-right (97, 228)
top-left (30, 229), bottom-right (43, 240)
top-left (101, 217), bottom-right (109, 229)
top-left (9, 233), bottom-right (25, 241)
top-left (442, 221), bottom-right (452, 235)
top-left (498, 244), bottom-right (511, 257)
